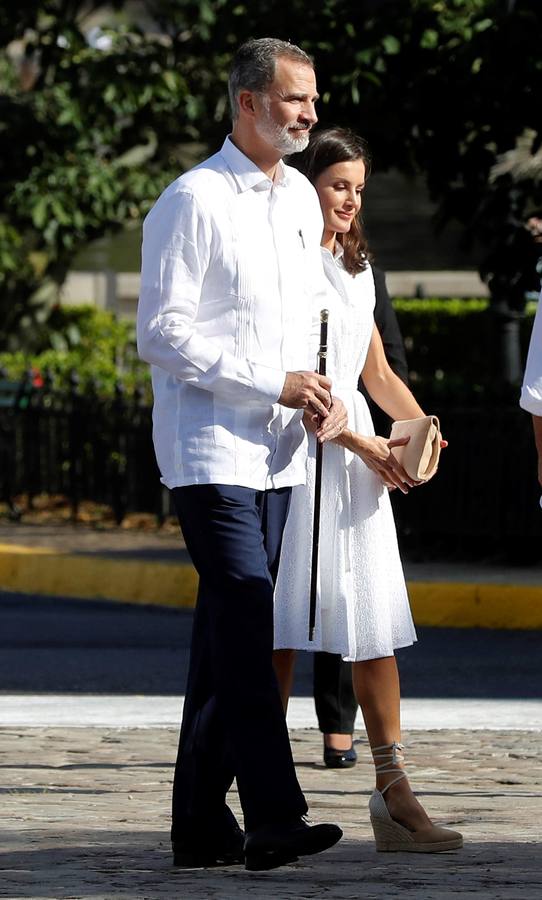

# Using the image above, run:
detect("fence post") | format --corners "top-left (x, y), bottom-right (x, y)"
top-left (18, 369), bottom-right (33, 510)
top-left (67, 369), bottom-right (81, 522)
top-left (110, 380), bottom-right (127, 525)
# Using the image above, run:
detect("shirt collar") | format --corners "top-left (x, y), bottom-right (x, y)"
top-left (322, 242), bottom-right (345, 261)
top-left (219, 136), bottom-right (289, 193)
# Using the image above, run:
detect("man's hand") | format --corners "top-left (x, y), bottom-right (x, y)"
top-left (279, 371), bottom-right (332, 418)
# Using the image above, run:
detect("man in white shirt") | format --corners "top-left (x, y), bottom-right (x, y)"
top-left (137, 38), bottom-right (345, 871)
top-left (520, 290), bottom-right (542, 487)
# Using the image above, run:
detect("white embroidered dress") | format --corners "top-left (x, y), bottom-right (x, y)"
top-left (273, 250), bottom-right (417, 661)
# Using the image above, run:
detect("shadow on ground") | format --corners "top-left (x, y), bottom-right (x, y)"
top-left (2, 834), bottom-right (541, 899)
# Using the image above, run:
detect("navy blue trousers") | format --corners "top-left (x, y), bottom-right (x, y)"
top-left (171, 483), bottom-right (307, 837)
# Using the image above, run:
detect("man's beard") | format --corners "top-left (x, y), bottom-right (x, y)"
top-left (255, 104), bottom-right (311, 155)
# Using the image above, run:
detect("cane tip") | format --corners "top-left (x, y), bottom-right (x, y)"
top-left (320, 309), bottom-right (329, 323)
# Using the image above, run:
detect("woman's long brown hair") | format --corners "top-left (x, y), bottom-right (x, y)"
top-left (292, 128), bottom-right (372, 276)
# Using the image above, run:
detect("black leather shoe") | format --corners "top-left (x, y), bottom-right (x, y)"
top-left (323, 742), bottom-right (357, 769)
top-left (244, 818), bottom-right (343, 871)
top-left (172, 811), bottom-right (244, 868)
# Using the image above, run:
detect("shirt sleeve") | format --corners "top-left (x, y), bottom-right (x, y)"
top-left (136, 189), bottom-right (286, 406)
top-left (520, 292), bottom-right (542, 416)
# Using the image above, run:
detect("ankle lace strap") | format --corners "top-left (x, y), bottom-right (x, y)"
top-left (370, 741), bottom-right (407, 795)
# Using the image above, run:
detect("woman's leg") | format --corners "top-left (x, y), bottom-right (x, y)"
top-left (352, 656), bottom-right (432, 831)
top-left (273, 649), bottom-right (297, 714)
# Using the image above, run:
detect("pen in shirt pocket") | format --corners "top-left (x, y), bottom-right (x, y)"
top-left (298, 228), bottom-right (306, 249)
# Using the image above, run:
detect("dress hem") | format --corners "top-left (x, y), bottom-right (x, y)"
top-left (273, 636), bottom-right (417, 663)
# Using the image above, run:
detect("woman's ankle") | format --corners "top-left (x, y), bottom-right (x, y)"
top-left (375, 768), bottom-right (407, 795)
top-left (324, 732), bottom-right (353, 751)
top-left (380, 778), bottom-right (432, 829)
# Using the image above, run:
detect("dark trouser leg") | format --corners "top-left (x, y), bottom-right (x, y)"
top-left (171, 580), bottom-right (234, 838)
top-left (313, 652), bottom-right (357, 735)
top-left (171, 484), bottom-right (307, 839)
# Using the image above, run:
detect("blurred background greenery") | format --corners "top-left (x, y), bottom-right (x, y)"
top-left (1, 0), bottom-right (541, 388)
top-left (0, 299), bottom-right (536, 405)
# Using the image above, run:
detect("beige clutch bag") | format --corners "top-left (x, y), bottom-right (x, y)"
top-left (389, 415), bottom-right (441, 482)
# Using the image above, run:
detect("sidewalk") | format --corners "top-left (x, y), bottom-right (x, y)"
top-left (1, 522), bottom-right (542, 628)
top-left (2, 521), bottom-right (541, 898)
top-left (2, 724), bottom-right (541, 899)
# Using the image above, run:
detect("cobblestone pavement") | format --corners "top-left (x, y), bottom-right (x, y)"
top-left (1, 727), bottom-right (541, 899)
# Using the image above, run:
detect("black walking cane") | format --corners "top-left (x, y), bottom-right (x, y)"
top-left (308, 309), bottom-right (329, 641)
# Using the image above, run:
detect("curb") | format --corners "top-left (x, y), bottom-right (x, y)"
top-left (0, 544), bottom-right (197, 609)
top-left (407, 581), bottom-right (542, 629)
top-left (1, 543), bottom-right (542, 629)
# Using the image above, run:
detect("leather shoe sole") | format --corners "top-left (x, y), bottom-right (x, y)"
top-left (173, 845), bottom-right (244, 868)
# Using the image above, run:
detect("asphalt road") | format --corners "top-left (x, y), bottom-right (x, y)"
top-left (1, 591), bottom-right (541, 698)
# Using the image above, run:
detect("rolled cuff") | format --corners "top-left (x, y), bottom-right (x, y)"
top-left (208, 358), bottom-right (287, 406)
top-left (249, 363), bottom-right (287, 405)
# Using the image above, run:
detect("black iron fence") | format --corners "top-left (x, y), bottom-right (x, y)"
top-left (0, 372), bottom-right (163, 524)
top-left (1, 373), bottom-right (541, 557)
top-left (391, 405), bottom-right (542, 559)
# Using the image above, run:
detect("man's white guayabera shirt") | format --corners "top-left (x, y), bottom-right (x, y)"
top-left (520, 290), bottom-right (542, 417)
top-left (137, 137), bottom-right (330, 490)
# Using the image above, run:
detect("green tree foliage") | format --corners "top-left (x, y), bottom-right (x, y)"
top-left (1, 0), bottom-right (541, 352)
top-left (154, 0), bottom-right (542, 310)
top-left (0, 0), bottom-right (208, 348)
top-left (0, 297), bottom-right (535, 402)
top-left (0, 305), bottom-right (143, 397)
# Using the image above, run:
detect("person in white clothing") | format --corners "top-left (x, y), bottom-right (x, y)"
top-left (520, 288), bottom-right (542, 487)
top-left (137, 39), bottom-right (346, 871)
top-left (273, 128), bottom-right (463, 853)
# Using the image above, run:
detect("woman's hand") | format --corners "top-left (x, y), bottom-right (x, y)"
top-left (303, 398), bottom-right (348, 443)
top-left (350, 434), bottom-right (421, 494)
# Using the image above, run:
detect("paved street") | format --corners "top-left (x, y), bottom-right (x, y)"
top-left (1, 588), bottom-right (541, 898)
top-left (2, 726), bottom-right (541, 899)
top-left (2, 591), bottom-right (542, 698)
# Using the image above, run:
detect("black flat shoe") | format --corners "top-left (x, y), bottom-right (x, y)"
top-left (244, 818), bottom-right (343, 871)
top-left (323, 743), bottom-right (358, 769)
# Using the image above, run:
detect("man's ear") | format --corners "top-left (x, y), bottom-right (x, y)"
top-left (238, 89), bottom-right (256, 117)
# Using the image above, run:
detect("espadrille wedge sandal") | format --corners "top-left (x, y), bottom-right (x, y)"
top-left (369, 742), bottom-right (463, 853)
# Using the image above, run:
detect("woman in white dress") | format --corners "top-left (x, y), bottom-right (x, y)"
top-left (273, 128), bottom-right (462, 853)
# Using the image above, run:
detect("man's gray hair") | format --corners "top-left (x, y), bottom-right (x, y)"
top-left (228, 38), bottom-right (313, 120)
